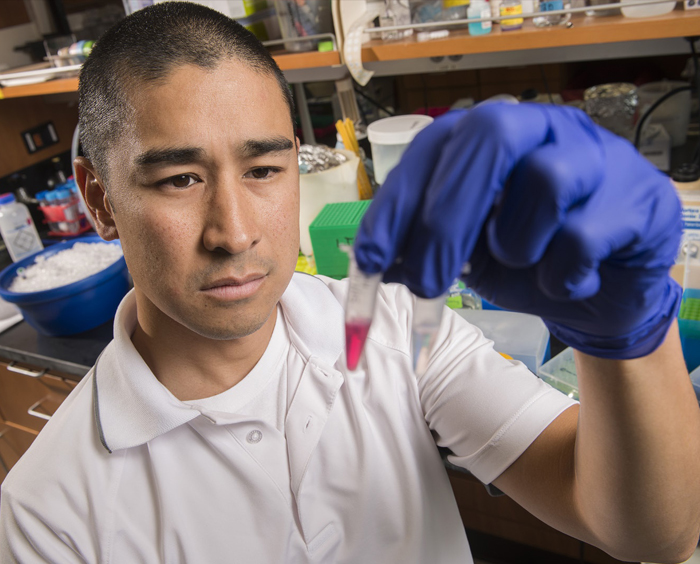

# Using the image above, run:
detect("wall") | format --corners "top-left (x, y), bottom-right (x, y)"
top-left (395, 64), bottom-right (567, 113)
top-left (0, 95), bottom-right (78, 178)
top-left (0, 0), bottom-right (41, 70)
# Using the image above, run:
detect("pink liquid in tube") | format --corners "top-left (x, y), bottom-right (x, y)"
top-left (345, 321), bottom-right (371, 370)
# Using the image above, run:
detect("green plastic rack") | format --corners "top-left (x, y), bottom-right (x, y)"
top-left (309, 200), bottom-right (372, 279)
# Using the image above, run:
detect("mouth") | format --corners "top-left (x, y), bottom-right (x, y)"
top-left (200, 274), bottom-right (266, 301)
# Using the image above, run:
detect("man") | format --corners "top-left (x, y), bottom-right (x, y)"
top-left (1, 2), bottom-right (698, 563)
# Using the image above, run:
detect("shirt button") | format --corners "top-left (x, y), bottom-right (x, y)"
top-left (246, 429), bottom-right (263, 444)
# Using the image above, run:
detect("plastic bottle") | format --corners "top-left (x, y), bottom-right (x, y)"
top-left (56, 188), bottom-right (78, 222)
top-left (533, 0), bottom-right (571, 26)
top-left (468, 0), bottom-right (492, 34)
top-left (0, 193), bottom-right (43, 262)
top-left (490, 0), bottom-right (502, 24)
top-left (499, 0), bottom-right (523, 30)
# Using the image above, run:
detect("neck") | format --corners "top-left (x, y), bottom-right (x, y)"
top-left (131, 290), bottom-right (278, 401)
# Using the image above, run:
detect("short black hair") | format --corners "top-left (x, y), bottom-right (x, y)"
top-left (78, 0), bottom-right (295, 182)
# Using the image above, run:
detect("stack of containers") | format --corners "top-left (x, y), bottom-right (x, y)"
top-left (37, 178), bottom-right (91, 237)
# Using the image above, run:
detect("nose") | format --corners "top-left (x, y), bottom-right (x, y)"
top-left (202, 180), bottom-right (261, 255)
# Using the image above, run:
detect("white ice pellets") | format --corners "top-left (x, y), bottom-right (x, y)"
top-left (9, 242), bottom-right (123, 293)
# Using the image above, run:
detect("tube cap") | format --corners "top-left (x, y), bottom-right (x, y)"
top-left (0, 193), bottom-right (16, 205)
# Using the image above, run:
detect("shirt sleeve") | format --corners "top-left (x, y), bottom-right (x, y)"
top-left (411, 294), bottom-right (577, 485)
top-left (0, 484), bottom-right (87, 564)
top-left (315, 277), bottom-right (577, 486)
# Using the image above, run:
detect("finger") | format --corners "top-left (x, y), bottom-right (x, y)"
top-left (536, 200), bottom-right (637, 301)
top-left (400, 103), bottom-right (552, 298)
top-left (487, 110), bottom-right (605, 268)
top-left (353, 110), bottom-right (467, 274)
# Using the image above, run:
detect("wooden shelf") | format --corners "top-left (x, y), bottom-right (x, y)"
top-left (1, 9), bottom-right (697, 98)
top-left (0, 50), bottom-right (342, 99)
top-left (0, 77), bottom-right (79, 99)
top-left (361, 9), bottom-right (700, 62)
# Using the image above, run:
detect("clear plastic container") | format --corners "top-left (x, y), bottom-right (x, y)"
top-left (533, 0), bottom-right (571, 26)
top-left (367, 115), bottom-right (434, 186)
top-left (455, 309), bottom-right (550, 374)
top-left (443, 0), bottom-right (470, 19)
top-left (537, 347), bottom-right (579, 400)
top-left (274, 0), bottom-right (333, 51)
top-left (620, 0), bottom-right (675, 17)
top-left (0, 193), bottom-right (43, 262)
top-left (585, 0), bottom-right (621, 16)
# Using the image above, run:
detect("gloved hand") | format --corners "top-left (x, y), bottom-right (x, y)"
top-left (354, 103), bottom-right (682, 360)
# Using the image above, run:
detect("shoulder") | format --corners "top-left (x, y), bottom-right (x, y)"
top-left (1, 368), bottom-right (121, 536)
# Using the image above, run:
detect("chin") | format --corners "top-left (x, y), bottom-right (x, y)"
top-left (184, 314), bottom-right (271, 341)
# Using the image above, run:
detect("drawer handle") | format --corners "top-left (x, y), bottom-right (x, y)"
top-left (27, 398), bottom-right (52, 421)
top-left (7, 362), bottom-right (47, 378)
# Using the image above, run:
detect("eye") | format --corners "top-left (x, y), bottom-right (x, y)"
top-left (160, 174), bottom-right (199, 189)
top-left (245, 167), bottom-right (280, 180)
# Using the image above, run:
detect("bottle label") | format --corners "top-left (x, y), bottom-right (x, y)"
top-left (500, 3), bottom-right (524, 25)
top-left (4, 222), bottom-right (42, 261)
top-left (443, 0), bottom-right (470, 7)
top-left (481, 6), bottom-right (492, 28)
top-left (539, 0), bottom-right (564, 10)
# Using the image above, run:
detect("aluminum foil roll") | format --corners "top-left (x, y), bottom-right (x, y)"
top-left (584, 83), bottom-right (638, 139)
top-left (298, 145), bottom-right (348, 174)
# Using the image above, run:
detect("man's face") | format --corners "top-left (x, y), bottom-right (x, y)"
top-left (92, 60), bottom-right (299, 339)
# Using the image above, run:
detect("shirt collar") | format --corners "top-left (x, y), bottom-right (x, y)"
top-left (94, 273), bottom-right (345, 452)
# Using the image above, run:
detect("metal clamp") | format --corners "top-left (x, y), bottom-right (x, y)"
top-left (6, 362), bottom-right (47, 378)
top-left (27, 397), bottom-right (52, 421)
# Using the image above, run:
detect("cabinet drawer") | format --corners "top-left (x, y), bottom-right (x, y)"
top-left (0, 421), bottom-right (36, 482)
top-left (0, 362), bottom-right (77, 434)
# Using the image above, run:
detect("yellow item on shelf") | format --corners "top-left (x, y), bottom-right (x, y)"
top-left (335, 118), bottom-right (373, 200)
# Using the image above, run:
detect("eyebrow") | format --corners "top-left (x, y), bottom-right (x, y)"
top-left (240, 137), bottom-right (294, 158)
top-left (134, 147), bottom-right (205, 168)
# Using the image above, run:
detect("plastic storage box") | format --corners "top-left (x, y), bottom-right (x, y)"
top-left (309, 200), bottom-right (372, 279)
top-left (537, 347), bottom-right (579, 400)
top-left (0, 235), bottom-right (130, 336)
top-left (689, 364), bottom-right (700, 404)
top-left (455, 309), bottom-right (550, 374)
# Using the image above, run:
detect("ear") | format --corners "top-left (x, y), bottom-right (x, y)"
top-left (295, 136), bottom-right (300, 152)
top-left (73, 157), bottom-right (119, 241)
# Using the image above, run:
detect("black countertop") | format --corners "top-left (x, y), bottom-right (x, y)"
top-left (0, 319), bottom-right (113, 380)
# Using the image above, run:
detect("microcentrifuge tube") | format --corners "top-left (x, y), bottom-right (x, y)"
top-left (412, 295), bottom-right (446, 377)
top-left (411, 263), bottom-right (470, 377)
top-left (341, 245), bottom-right (382, 371)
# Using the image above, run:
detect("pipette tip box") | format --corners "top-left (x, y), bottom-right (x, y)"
top-left (309, 200), bottom-right (372, 279)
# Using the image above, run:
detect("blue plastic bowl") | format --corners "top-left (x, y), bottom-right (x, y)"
top-left (0, 235), bottom-right (130, 336)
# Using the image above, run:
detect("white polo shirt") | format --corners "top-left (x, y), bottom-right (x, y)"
top-left (0, 273), bottom-right (575, 563)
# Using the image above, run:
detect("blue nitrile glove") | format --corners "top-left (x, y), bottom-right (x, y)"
top-left (354, 103), bottom-right (682, 360)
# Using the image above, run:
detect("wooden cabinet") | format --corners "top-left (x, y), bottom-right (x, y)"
top-left (0, 361), bottom-right (78, 477)
top-left (0, 420), bottom-right (35, 482)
